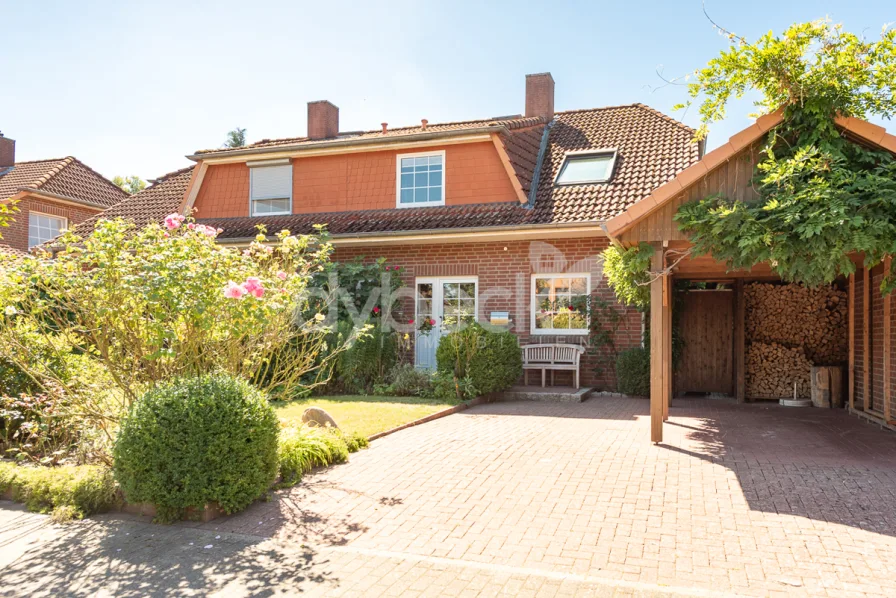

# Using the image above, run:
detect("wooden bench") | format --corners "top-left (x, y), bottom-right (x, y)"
top-left (521, 344), bottom-right (586, 388)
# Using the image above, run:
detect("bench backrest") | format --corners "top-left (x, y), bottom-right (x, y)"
top-left (521, 343), bottom-right (585, 365)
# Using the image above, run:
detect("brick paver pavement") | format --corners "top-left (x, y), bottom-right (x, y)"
top-left (3, 396), bottom-right (896, 596)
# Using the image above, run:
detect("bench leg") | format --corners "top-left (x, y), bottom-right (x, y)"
top-left (575, 369), bottom-right (579, 389)
top-left (551, 369), bottom-right (555, 387)
top-left (541, 369), bottom-right (545, 387)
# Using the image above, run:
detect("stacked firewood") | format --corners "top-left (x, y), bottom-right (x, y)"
top-left (745, 342), bottom-right (814, 399)
top-left (744, 282), bottom-right (848, 364)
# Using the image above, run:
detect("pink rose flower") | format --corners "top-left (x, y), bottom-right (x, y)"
top-left (373, 306), bottom-right (380, 314)
top-left (224, 281), bottom-right (246, 299)
top-left (276, 271), bottom-right (288, 281)
top-left (164, 213), bottom-right (185, 230)
top-left (429, 319), bottom-right (435, 325)
top-left (243, 277), bottom-right (265, 298)
top-left (408, 319), bottom-right (414, 325)
top-left (187, 222), bottom-right (196, 230)
top-left (195, 224), bottom-right (218, 238)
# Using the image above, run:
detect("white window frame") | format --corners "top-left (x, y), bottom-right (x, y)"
top-left (554, 148), bottom-right (618, 186)
top-left (396, 150), bottom-right (446, 208)
top-left (28, 211), bottom-right (68, 248)
top-left (249, 160), bottom-right (293, 217)
top-left (530, 273), bottom-right (592, 336)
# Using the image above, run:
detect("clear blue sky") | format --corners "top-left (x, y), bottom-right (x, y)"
top-left (2, 1), bottom-right (893, 181)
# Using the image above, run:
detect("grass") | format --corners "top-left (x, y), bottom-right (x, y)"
top-left (274, 395), bottom-right (457, 438)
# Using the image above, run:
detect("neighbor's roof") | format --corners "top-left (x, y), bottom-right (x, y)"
top-left (70, 166), bottom-right (195, 237)
top-left (0, 243), bottom-right (30, 260)
top-left (0, 157), bottom-right (127, 208)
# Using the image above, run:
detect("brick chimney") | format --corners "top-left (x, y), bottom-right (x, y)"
top-left (307, 101), bottom-right (339, 140)
top-left (0, 132), bottom-right (14, 168)
top-left (525, 73), bottom-right (555, 121)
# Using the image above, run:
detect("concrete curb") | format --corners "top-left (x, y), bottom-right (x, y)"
top-left (368, 396), bottom-right (490, 441)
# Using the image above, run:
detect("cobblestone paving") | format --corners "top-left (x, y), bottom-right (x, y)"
top-left (3, 396), bottom-right (896, 596)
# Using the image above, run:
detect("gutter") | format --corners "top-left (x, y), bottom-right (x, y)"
top-left (186, 125), bottom-right (510, 162)
top-left (213, 219), bottom-right (607, 246)
top-left (526, 119), bottom-right (554, 208)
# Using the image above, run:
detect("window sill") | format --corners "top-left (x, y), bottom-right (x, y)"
top-left (530, 329), bottom-right (589, 336)
top-left (250, 211), bottom-right (292, 217)
top-left (397, 202), bottom-right (445, 209)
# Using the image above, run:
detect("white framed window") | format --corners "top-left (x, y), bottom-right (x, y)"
top-left (555, 149), bottom-right (617, 185)
top-left (397, 150), bottom-right (445, 208)
top-left (28, 212), bottom-right (67, 248)
top-left (250, 161), bottom-right (292, 216)
top-left (531, 273), bottom-right (591, 335)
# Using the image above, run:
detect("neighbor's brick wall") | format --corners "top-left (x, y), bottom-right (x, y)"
top-left (853, 265), bottom-right (896, 418)
top-left (193, 141), bottom-right (518, 218)
top-left (2, 195), bottom-right (101, 252)
top-left (334, 237), bottom-right (643, 389)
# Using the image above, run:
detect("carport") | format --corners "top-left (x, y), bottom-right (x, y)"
top-left (604, 112), bottom-right (896, 442)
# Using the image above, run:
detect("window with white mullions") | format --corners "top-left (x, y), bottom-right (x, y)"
top-left (397, 151), bottom-right (444, 207)
top-left (28, 213), bottom-right (67, 248)
top-left (441, 281), bottom-right (476, 330)
top-left (531, 274), bottom-right (591, 335)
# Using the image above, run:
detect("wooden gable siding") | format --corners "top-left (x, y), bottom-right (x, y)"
top-left (620, 142), bottom-right (763, 245)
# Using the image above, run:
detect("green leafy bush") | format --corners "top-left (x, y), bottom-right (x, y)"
top-left (376, 364), bottom-right (433, 397)
top-left (429, 372), bottom-right (476, 401)
top-left (277, 425), bottom-right (367, 487)
top-left (616, 348), bottom-right (650, 396)
top-left (336, 320), bottom-right (398, 393)
top-left (113, 375), bottom-right (279, 523)
top-left (0, 461), bottom-right (118, 522)
top-left (436, 323), bottom-right (521, 396)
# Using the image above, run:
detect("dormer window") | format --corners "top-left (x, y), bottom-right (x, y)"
top-left (249, 160), bottom-right (292, 216)
top-left (397, 150), bottom-right (445, 208)
top-left (555, 150), bottom-right (617, 185)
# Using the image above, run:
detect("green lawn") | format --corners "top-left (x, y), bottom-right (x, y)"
top-left (274, 395), bottom-right (457, 438)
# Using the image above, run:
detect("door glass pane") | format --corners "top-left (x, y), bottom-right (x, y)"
top-left (443, 283), bottom-right (458, 299)
top-left (570, 277), bottom-right (587, 294)
top-left (459, 282), bottom-right (475, 298)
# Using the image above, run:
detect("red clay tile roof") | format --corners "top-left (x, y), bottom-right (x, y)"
top-left (70, 166), bottom-right (195, 238)
top-left (0, 243), bottom-right (30, 260)
top-left (0, 157), bottom-right (128, 208)
top-left (192, 115), bottom-right (546, 156)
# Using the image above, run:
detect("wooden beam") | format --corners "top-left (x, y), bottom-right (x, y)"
top-left (884, 257), bottom-right (892, 421)
top-left (650, 247), bottom-right (666, 443)
top-left (849, 272), bottom-right (856, 410)
top-left (662, 274), bottom-right (672, 420)
top-left (735, 278), bottom-right (746, 403)
top-left (864, 267), bottom-right (871, 411)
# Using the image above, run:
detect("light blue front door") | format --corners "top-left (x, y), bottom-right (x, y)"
top-left (415, 278), bottom-right (477, 369)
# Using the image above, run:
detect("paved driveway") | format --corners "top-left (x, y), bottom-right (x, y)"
top-left (3, 396), bottom-right (896, 597)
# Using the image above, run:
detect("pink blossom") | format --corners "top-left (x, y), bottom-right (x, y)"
top-left (243, 277), bottom-right (265, 298)
top-left (187, 222), bottom-right (196, 230)
top-left (164, 213), bottom-right (185, 230)
top-left (195, 224), bottom-right (218, 238)
top-left (373, 306), bottom-right (380, 314)
top-left (224, 281), bottom-right (246, 299)
top-left (408, 319), bottom-right (414, 325)
top-left (216, 228), bottom-right (223, 234)
top-left (429, 318), bottom-right (435, 325)
top-left (276, 271), bottom-right (288, 281)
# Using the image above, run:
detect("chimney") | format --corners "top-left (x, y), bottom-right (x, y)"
top-left (307, 101), bottom-right (339, 140)
top-left (525, 72), bottom-right (555, 121)
top-left (0, 132), bottom-right (14, 168)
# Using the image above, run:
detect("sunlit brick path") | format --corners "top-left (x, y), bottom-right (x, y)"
top-left (4, 396), bottom-right (896, 596)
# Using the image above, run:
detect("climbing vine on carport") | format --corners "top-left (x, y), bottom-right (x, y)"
top-left (670, 19), bottom-right (896, 295)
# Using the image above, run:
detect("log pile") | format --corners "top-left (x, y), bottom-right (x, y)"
top-left (744, 282), bottom-right (848, 400)
top-left (744, 283), bottom-right (848, 364)
top-left (745, 342), bottom-right (813, 399)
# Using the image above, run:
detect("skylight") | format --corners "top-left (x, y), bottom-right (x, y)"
top-left (555, 150), bottom-right (617, 185)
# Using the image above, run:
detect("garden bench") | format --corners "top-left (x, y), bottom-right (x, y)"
top-left (520, 344), bottom-right (586, 388)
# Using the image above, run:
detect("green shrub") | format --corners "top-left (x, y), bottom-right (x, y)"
top-left (436, 323), bottom-right (521, 396)
top-left (428, 372), bottom-right (476, 401)
top-left (277, 425), bottom-right (367, 487)
top-left (616, 347), bottom-right (650, 396)
top-left (336, 320), bottom-right (398, 393)
top-left (112, 375), bottom-right (279, 523)
top-left (379, 364), bottom-right (433, 397)
top-left (0, 461), bottom-right (118, 521)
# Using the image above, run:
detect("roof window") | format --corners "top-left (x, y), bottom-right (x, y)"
top-left (555, 150), bottom-right (617, 185)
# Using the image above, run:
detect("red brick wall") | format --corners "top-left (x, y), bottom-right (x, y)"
top-left (853, 265), bottom-right (896, 418)
top-left (193, 141), bottom-right (518, 218)
top-left (2, 195), bottom-right (101, 252)
top-left (333, 236), bottom-right (643, 389)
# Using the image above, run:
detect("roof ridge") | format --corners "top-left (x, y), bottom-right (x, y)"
top-left (56, 156), bottom-right (129, 200)
top-left (554, 103), bottom-right (641, 115)
top-left (631, 103), bottom-right (696, 135)
top-left (147, 165), bottom-right (195, 187)
top-left (27, 156), bottom-right (75, 190)
top-left (11, 157), bottom-right (70, 166)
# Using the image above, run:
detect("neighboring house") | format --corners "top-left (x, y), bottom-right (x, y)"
top-left (74, 73), bottom-right (701, 387)
top-left (0, 133), bottom-right (128, 252)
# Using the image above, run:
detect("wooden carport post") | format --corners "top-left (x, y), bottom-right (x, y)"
top-left (650, 246), bottom-right (671, 443)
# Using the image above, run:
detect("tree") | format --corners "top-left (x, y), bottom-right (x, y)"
top-left (672, 18), bottom-right (896, 295)
top-left (224, 127), bottom-right (247, 148)
top-left (111, 175), bottom-right (146, 195)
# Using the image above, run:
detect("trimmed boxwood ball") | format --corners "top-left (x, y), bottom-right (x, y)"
top-left (616, 347), bottom-right (650, 397)
top-left (436, 323), bottom-right (522, 396)
top-left (113, 374), bottom-right (279, 523)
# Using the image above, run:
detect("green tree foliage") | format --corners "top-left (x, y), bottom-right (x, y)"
top-left (113, 375), bottom-right (279, 522)
top-left (674, 19), bottom-right (896, 294)
top-left (224, 127), bottom-right (247, 148)
top-left (111, 175), bottom-right (146, 195)
top-left (436, 323), bottom-right (522, 397)
top-left (601, 243), bottom-right (653, 311)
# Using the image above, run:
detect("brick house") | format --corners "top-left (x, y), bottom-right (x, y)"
top-left (0, 133), bottom-right (127, 253)
top-left (70, 73), bottom-right (702, 388)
